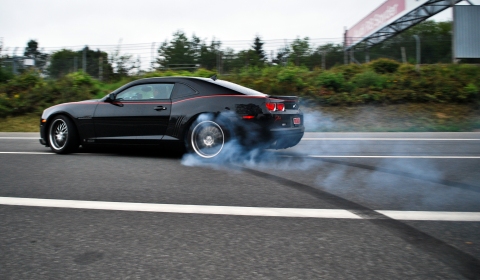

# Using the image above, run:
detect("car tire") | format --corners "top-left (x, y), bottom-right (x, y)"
top-left (187, 118), bottom-right (229, 158)
top-left (48, 115), bottom-right (79, 154)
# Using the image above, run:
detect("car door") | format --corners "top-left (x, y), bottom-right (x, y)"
top-left (92, 83), bottom-right (174, 144)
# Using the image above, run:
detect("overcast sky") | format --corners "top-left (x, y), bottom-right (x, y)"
top-left (1, 0), bottom-right (477, 68)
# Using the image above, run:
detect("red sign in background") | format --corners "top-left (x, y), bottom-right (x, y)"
top-left (346, 0), bottom-right (405, 46)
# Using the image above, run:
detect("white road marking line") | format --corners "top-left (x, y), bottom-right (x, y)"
top-left (0, 137), bottom-right (39, 139)
top-left (0, 152), bottom-right (52, 155)
top-left (302, 138), bottom-right (480, 141)
top-left (377, 211), bottom-right (480, 221)
top-left (1, 197), bottom-right (479, 221)
top-left (305, 155), bottom-right (480, 159)
top-left (2, 137), bottom-right (478, 141)
top-left (0, 197), bottom-right (361, 219)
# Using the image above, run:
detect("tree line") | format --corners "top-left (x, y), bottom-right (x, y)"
top-left (1, 20), bottom-right (475, 83)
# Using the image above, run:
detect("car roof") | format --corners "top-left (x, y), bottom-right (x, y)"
top-left (119, 76), bottom-right (267, 97)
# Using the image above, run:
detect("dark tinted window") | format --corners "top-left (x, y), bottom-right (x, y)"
top-left (171, 83), bottom-right (198, 99)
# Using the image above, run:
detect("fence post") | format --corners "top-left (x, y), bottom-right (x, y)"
top-left (99, 56), bottom-right (103, 81)
top-left (82, 46), bottom-right (87, 72)
top-left (401, 47), bottom-right (407, 63)
top-left (413, 35), bottom-right (421, 71)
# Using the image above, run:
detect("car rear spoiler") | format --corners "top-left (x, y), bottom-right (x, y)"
top-left (268, 95), bottom-right (300, 110)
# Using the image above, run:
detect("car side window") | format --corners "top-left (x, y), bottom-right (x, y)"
top-left (151, 84), bottom-right (175, 100)
top-left (115, 83), bottom-right (174, 101)
top-left (171, 83), bottom-right (198, 100)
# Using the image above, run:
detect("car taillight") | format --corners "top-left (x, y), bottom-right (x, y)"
top-left (293, 117), bottom-right (301, 125)
top-left (266, 102), bottom-right (285, 112)
top-left (266, 102), bottom-right (276, 111)
top-left (276, 103), bottom-right (285, 111)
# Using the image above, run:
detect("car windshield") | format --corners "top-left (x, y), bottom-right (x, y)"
top-left (213, 80), bottom-right (267, 96)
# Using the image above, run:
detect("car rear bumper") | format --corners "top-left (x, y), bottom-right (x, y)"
top-left (269, 127), bottom-right (304, 149)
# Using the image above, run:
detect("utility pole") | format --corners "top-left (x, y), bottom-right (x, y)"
top-left (451, 0), bottom-right (457, 64)
top-left (344, 27), bottom-right (348, 64)
top-left (365, 48), bottom-right (370, 63)
top-left (0, 38), bottom-right (4, 73)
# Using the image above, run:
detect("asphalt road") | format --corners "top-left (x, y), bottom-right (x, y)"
top-left (1, 132), bottom-right (480, 279)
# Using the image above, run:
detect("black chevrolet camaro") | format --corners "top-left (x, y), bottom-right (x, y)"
top-left (39, 76), bottom-right (304, 158)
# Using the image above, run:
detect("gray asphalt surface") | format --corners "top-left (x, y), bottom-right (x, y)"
top-left (1, 132), bottom-right (480, 279)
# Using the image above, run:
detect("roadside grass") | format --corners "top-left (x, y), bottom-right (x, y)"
top-left (0, 104), bottom-right (479, 133)
top-left (0, 114), bottom-right (40, 132)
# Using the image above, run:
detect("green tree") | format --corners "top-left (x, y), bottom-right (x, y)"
top-left (23, 40), bottom-right (49, 72)
top-left (273, 45), bottom-right (291, 66)
top-left (109, 47), bottom-right (137, 79)
top-left (222, 47), bottom-right (242, 73)
top-left (197, 38), bottom-right (222, 70)
top-left (252, 35), bottom-right (266, 63)
top-left (290, 37), bottom-right (311, 66)
top-left (48, 49), bottom-right (78, 78)
top-left (157, 31), bottom-right (196, 69)
top-left (48, 48), bottom-right (113, 79)
top-left (313, 43), bottom-right (345, 69)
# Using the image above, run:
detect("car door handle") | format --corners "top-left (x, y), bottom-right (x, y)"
top-left (154, 106), bottom-right (167, 111)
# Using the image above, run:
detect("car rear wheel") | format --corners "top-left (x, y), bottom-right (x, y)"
top-left (188, 120), bottom-right (227, 158)
top-left (48, 115), bottom-right (79, 154)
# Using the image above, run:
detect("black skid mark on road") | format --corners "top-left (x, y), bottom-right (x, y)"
top-left (241, 167), bottom-right (480, 280)
top-left (314, 158), bottom-right (480, 194)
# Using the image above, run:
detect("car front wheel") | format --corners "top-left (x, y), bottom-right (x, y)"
top-left (48, 115), bottom-right (79, 154)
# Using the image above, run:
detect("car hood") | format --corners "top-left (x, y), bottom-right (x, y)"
top-left (81, 99), bottom-right (101, 102)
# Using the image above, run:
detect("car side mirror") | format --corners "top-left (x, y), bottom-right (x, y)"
top-left (105, 93), bottom-right (115, 102)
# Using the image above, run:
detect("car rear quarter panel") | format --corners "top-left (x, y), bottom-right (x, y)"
top-left (166, 95), bottom-right (268, 141)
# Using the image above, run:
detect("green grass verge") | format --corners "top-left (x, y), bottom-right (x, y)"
top-left (0, 114), bottom-right (40, 132)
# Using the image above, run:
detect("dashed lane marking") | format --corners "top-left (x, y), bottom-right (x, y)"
top-left (377, 211), bottom-right (480, 221)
